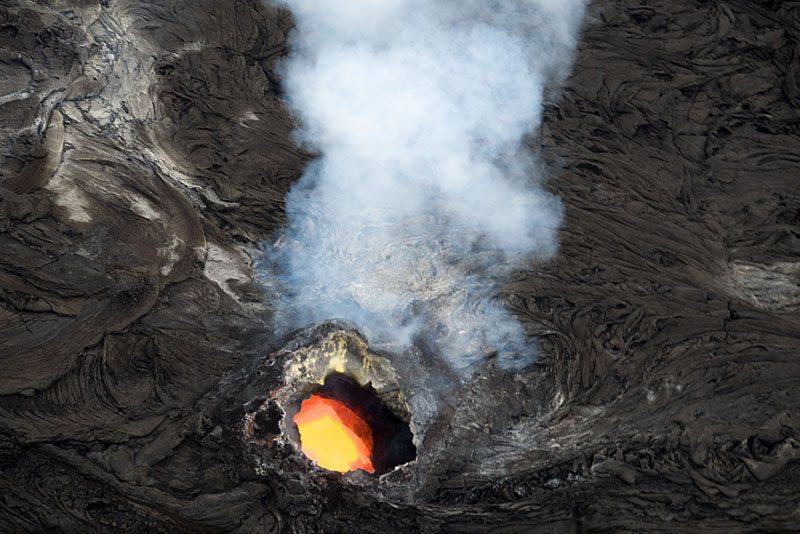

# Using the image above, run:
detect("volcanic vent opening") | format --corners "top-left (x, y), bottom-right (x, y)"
top-left (289, 373), bottom-right (416, 475)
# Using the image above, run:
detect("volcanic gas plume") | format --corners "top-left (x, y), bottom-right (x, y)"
top-left (261, 0), bottom-right (587, 372)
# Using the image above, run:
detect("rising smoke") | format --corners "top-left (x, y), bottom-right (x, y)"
top-left (260, 0), bottom-right (586, 373)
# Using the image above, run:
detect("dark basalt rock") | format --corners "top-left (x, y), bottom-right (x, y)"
top-left (1, 0), bottom-right (799, 532)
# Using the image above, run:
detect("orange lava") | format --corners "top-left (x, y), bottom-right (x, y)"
top-left (292, 394), bottom-right (374, 473)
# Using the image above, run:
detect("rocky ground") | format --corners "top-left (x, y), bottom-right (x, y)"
top-left (1, 0), bottom-right (799, 532)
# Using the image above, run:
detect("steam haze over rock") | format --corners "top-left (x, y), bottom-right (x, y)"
top-left (262, 0), bottom-right (587, 372)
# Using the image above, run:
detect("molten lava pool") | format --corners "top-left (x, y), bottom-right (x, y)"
top-left (292, 394), bottom-right (375, 473)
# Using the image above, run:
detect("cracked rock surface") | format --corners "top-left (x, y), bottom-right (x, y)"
top-left (1, 0), bottom-right (799, 532)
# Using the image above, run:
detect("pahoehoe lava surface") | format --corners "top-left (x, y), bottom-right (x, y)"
top-left (1, 0), bottom-right (799, 532)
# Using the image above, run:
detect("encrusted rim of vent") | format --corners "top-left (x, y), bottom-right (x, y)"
top-left (241, 322), bottom-right (418, 478)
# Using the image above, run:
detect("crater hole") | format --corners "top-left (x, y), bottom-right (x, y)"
top-left (287, 373), bottom-right (416, 475)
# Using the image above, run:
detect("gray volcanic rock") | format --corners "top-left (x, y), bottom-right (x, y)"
top-left (1, 0), bottom-right (799, 532)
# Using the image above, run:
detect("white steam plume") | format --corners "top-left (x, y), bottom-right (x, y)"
top-left (261, 0), bottom-right (586, 373)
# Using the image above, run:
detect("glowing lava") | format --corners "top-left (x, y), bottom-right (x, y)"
top-left (292, 394), bottom-right (374, 473)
